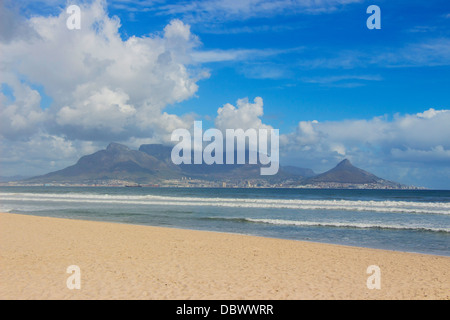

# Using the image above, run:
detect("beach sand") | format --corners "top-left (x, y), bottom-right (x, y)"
top-left (0, 212), bottom-right (449, 300)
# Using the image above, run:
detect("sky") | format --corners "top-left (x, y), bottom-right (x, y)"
top-left (0, 0), bottom-right (449, 189)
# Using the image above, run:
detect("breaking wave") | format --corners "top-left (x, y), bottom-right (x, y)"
top-left (242, 218), bottom-right (450, 233)
top-left (1, 192), bottom-right (449, 215)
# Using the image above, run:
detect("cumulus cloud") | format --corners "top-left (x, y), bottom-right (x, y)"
top-left (0, 132), bottom-right (99, 176)
top-left (281, 109), bottom-right (450, 171)
top-left (0, 81), bottom-right (46, 139)
top-left (391, 145), bottom-right (450, 163)
top-left (211, 98), bottom-right (450, 187)
top-left (55, 87), bottom-right (135, 133)
top-left (215, 97), bottom-right (273, 131)
top-left (0, 2), bottom-right (36, 43)
top-left (1, 0), bottom-right (449, 189)
top-left (0, 0), bottom-right (206, 174)
top-left (1, 0), bottom-right (202, 140)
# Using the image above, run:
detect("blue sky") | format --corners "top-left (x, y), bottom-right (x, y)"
top-left (12, 0), bottom-right (450, 122)
top-left (115, 2), bottom-right (449, 106)
top-left (111, 0), bottom-right (450, 121)
top-left (1, 0), bottom-right (450, 188)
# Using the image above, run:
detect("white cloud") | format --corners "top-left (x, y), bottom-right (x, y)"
top-left (391, 145), bottom-right (450, 163)
top-left (0, 0), bottom-right (205, 174)
top-left (416, 108), bottom-right (447, 119)
top-left (0, 133), bottom-right (99, 176)
top-left (0, 80), bottom-right (46, 139)
top-left (1, 1), bottom-right (202, 141)
top-left (56, 87), bottom-right (136, 133)
top-left (282, 109), bottom-right (450, 170)
top-left (1, 0), bottom-right (449, 189)
top-left (0, 0), bottom-right (39, 43)
top-left (215, 97), bottom-right (273, 131)
top-left (210, 99), bottom-right (450, 187)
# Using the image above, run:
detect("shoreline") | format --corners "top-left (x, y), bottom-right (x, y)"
top-left (6, 211), bottom-right (449, 258)
top-left (0, 184), bottom-right (430, 190)
top-left (1, 212), bottom-right (449, 299)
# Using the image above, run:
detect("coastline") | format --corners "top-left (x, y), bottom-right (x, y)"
top-left (1, 212), bottom-right (449, 300)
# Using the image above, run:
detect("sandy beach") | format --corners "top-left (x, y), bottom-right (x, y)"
top-left (0, 212), bottom-right (449, 300)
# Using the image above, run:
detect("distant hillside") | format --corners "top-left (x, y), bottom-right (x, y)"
top-left (139, 144), bottom-right (302, 181)
top-left (0, 175), bottom-right (30, 183)
top-left (22, 143), bottom-right (410, 189)
top-left (282, 166), bottom-right (316, 178)
top-left (304, 159), bottom-right (405, 188)
top-left (25, 143), bottom-right (311, 184)
top-left (26, 143), bottom-right (183, 184)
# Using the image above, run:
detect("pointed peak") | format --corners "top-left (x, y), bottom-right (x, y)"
top-left (336, 159), bottom-right (352, 167)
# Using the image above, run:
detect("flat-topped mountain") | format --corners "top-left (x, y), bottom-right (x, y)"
top-left (22, 143), bottom-right (411, 188)
top-left (281, 166), bottom-right (316, 178)
top-left (26, 143), bottom-right (182, 184)
top-left (26, 143), bottom-right (309, 184)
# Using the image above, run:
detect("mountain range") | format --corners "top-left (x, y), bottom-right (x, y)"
top-left (22, 142), bottom-right (410, 189)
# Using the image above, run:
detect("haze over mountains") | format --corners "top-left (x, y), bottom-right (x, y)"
top-left (306, 159), bottom-right (385, 184)
top-left (15, 142), bottom-right (414, 189)
top-left (25, 143), bottom-right (298, 185)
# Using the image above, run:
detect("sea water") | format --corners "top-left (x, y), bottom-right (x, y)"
top-left (1, 186), bottom-right (449, 256)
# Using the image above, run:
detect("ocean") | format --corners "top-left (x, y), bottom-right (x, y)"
top-left (1, 186), bottom-right (449, 256)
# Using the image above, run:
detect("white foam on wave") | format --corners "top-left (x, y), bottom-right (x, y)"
top-left (1, 192), bottom-right (449, 215)
top-left (244, 218), bottom-right (450, 233)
